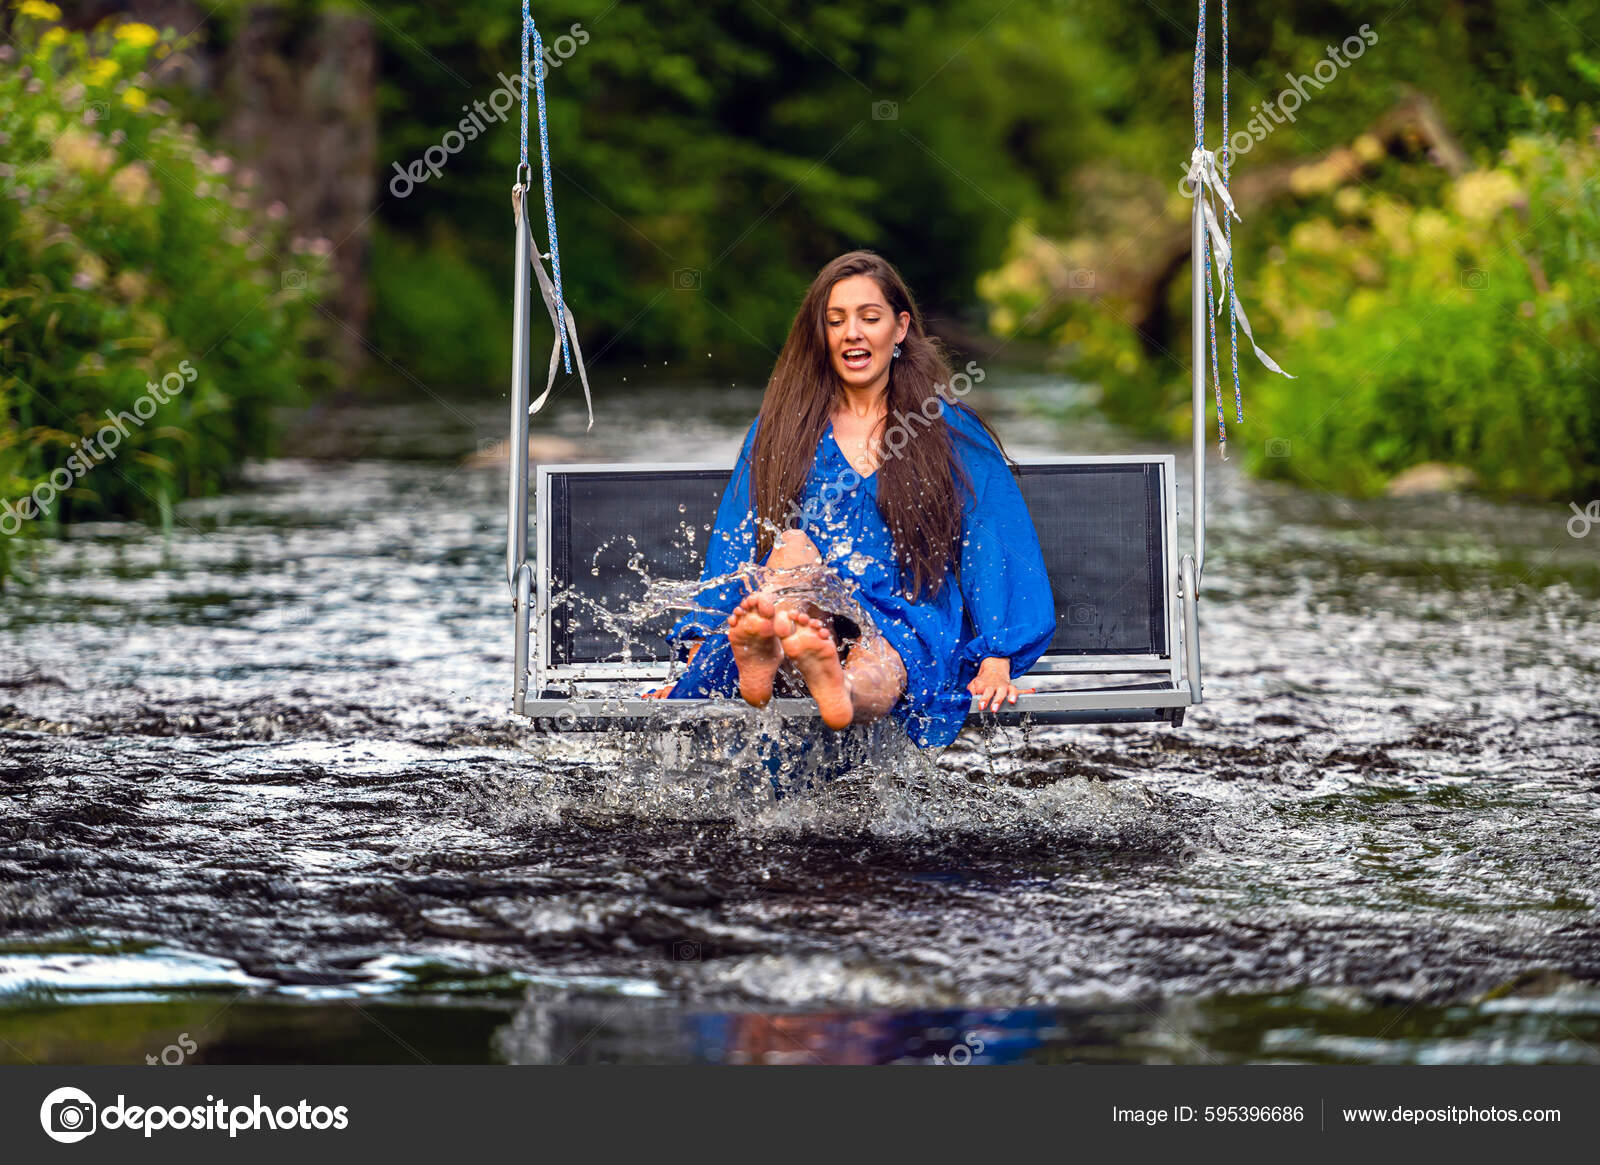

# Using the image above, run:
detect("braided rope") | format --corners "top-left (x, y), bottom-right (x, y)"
top-left (519, 0), bottom-right (529, 172)
top-left (1196, 0), bottom-right (1242, 458)
top-left (1189, 0), bottom-right (1292, 459)
top-left (522, 3), bottom-right (570, 373)
top-left (1196, 1), bottom-right (1227, 458)
top-left (1222, 0), bottom-right (1242, 428)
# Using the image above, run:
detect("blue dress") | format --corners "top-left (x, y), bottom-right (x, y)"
top-left (664, 399), bottom-right (1056, 748)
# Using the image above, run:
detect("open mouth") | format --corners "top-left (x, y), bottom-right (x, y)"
top-left (840, 347), bottom-right (872, 371)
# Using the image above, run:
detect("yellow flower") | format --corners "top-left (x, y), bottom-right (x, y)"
top-left (86, 57), bottom-right (118, 85)
top-left (1413, 209), bottom-right (1451, 245)
top-left (17, 1), bottom-right (63, 21)
top-left (109, 162), bottom-right (154, 205)
top-left (113, 22), bottom-right (159, 48)
top-left (51, 126), bottom-right (115, 176)
top-left (1288, 218), bottom-right (1342, 256)
top-left (113, 270), bottom-right (150, 301)
top-left (1452, 170), bottom-right (1525, 223)
top-left (40, 26), bottom-right (66, 46)
top-left (1352, 134), bottom-right (1385, 164)
top-left (121, 87), bottom-right (148, 111)
top-left (1368, 198), bottom-right (1414, 253)
top-left (1333, 187), bottom-right (1366, 218)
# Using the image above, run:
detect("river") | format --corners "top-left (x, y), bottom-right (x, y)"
top-left (2, 376), bottom-right (1598, 1065)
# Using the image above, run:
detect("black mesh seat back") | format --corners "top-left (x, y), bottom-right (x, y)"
top-left (1015, 463), bottom-right (1167, 655)
top-left (547, 469), bottom-right (730, 666)
top-left (546, 461), bottom-right (1168, 667)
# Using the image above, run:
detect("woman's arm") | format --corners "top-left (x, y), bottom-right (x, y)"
top-left (948, 405), bottom-right (1058, 701)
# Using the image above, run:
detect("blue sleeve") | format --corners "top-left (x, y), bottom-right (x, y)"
top-left (666, 419), bottom-right (760, 657)
top-left (947, 404), bottom-right (1056, 676)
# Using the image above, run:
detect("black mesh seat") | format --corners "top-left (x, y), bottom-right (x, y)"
top-left (527, 458), bottom-right (1193, 728)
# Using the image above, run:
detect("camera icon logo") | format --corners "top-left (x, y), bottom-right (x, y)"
top-left (1460, 268), bottom-right (1488, 290)
top-left (672, 268), bottom-right (702, 291)
top-left (40, 1086), bottom-right (97, 1144)
top-left (282, 269), bottom-right (308, 291)
top-left (671, 940), bottom-right (702, 962)
top-left (871, 100), bottom-right (899, 121)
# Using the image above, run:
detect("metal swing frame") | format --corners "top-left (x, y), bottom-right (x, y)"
top-left (502, 192), bottom-right (1212, 733)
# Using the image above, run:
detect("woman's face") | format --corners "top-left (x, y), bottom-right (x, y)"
top-left (825, 274), bottom-right (910, 392)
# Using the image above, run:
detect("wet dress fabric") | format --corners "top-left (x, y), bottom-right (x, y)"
top-left (663, 400), bottom-right (1057, 749)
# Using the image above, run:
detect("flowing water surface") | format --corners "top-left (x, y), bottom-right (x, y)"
top-left (3, 378), bottom-right (1599, 1065)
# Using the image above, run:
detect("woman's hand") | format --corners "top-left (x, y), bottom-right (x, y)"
top-left (967, 657), bottom-right (1032, 712)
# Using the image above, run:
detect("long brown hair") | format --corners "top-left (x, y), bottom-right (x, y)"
top-left (751, 251), bottom-right (1000, 601)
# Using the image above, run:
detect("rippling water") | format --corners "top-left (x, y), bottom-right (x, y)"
top-left (3, 377), bottom-right (1599, 1065)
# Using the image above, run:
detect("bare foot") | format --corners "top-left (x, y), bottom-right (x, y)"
top-left (727, 594), bottom-right (783, 707)
top-left (775, 610), bottom-right (854, 730)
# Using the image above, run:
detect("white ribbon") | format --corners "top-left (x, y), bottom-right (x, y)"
top-left (1185, 146), bottom-right (1294, 380)
top-left (517, 188), bottom-right (594, 427)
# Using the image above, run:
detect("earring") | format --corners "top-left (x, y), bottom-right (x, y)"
top-left (892, 344), bottom-right (902, 359)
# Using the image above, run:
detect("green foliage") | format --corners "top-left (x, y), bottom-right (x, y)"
top-left (991, 113), bottom-right (1600, 501)
top-left (365, 0), bottom-right (1105, 388)
top-left (1245, 114), bottom-right (1600, 499)
top-left (368, 225), bottom-right (509, 393)
top-left (307, 0), bottom-right (1600, 397)
top-left (0, 6), bottom-right (330, 581)
top-left (975, 0), bottom-right (1600, 501)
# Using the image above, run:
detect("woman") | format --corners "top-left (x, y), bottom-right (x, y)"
top-left (646, 250), bottom-right (1056, 750)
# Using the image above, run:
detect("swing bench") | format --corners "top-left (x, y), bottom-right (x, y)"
top-left (513, 455), bottom-right (1200, 731)
top-left (501, 2), bottom-right (1282, 736)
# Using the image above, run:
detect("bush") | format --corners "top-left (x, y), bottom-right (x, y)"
top-left (1244, 112), bottom-right (1600, 498)
top-left (367, 224), bottom-right (509, 394)
top-left (0, 3), bottom-right (332, 583)
top-left (983, 105), bottom-right (1600, 502)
